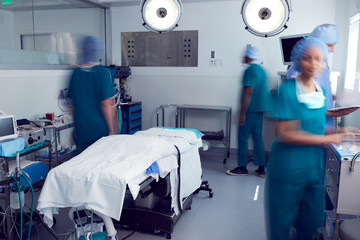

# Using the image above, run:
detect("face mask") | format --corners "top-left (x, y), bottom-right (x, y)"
top-left (327, 52), bottom-right (333, 69)
top-left (296, 77), bottom-right (325, 109)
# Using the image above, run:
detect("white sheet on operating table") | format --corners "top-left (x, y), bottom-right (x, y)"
top-left (37, 127), bottom-right (203, 228)
top-left (37, 134), bottom-right (178, 226)
top-left (135, 128), bottom-right (203, 213)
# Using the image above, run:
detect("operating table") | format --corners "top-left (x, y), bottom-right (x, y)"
top-left (37, 127), bottom-right (203, 239)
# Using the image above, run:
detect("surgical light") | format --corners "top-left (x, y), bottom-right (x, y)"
top-left (241, 0), bottom-right (291, 38)
top-left (141, 0), bottom-right (183, 33)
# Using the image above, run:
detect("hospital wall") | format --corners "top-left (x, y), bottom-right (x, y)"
top-left (0, 0), bottom-right (358, 151)
top-left (0, 10), bottom-right (15, 49)
top-left (109, 0), bottom-right (337, 150)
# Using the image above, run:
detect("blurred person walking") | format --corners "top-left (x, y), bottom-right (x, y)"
top-left (68, 35), bottom-right (117, 152)
top-left (226, 45), bottom-right (270, 178)
top-left (265, 37), bottom-right (344, 240)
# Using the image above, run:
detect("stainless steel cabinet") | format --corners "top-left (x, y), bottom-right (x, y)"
top-left (325, 143), bottom-right (360, 239)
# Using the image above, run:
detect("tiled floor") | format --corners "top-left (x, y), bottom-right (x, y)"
top-left (23, 147), bottom-right (266, 240)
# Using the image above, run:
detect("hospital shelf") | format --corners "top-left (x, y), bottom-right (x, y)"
top-left (34, 120), bottom-right (78, 166)
top-left (177, 104), bottom-right (232, 163)
top-left (0, 141), bottom-right (52, 171)
top-left (0, 141), bottom-right (52, 240)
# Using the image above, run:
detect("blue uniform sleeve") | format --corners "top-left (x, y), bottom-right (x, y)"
top-left (242, 67), bottom-right (257, 87)
top-left (270, 80), bottom-right (301, 120)
top-left (67, 67), bottom-right (79, 100)
top-left (96, 66), bottom-right (115, 101)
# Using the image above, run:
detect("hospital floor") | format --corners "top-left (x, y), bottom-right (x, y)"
top-left (27, 147), bottom-right (266, 240)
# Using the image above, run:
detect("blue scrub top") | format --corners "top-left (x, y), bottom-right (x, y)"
top-left (68, 65), bottom-right (115, 149)
top-left (287, 63), bottom-right (334, 132)
top-left (268, 79), bottom-right (326, 173)
top-left (265, 79), bottom-right (327, 240)
top-left (243, 63), bottom-right (271, 112)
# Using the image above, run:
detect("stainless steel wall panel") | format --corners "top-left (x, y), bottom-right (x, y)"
top-left (121, 30), bottom-right (198, 67)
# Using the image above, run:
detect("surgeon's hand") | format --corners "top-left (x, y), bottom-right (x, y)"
top-left (238, 114), bottom-right (246, 126)
top-left (325, 133), bottom-right (343, 146)
top-left (339, 126), bottom-right (360, 134)
top-left (338, 126), bottom-right (360, 142)
top-left (108, 130), bottom-right (116, 136)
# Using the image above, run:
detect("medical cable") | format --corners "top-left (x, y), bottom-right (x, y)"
top-left (29, 120), bottom-right (47, 137)
top-left (0, 208), bottom-right (9, 232)
top-left (120, 230), bottom-right (135, 240)
top-left (10, 175), bottom-right (23, 240)
top-left (90, 210), bottom-right (94, 240)
top-left (58, 88), bottom-right (72, 113)
top-left (174, 145), bottom-right (183, 214)
top-left (112, 91), bottom-right (121, 108)
top-left (75, 208), bottom-right (87, 238)
top-left (1, 206), bottom-right (12, 238)
top-left (20, 173), bottom-right (34, 240)
top-left (10, 207), bottom-right (21, 239)
top-left (9, 151), bottom-right (35, 240)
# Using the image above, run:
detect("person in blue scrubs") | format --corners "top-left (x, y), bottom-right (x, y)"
top-left (287, 24), bottom-right (358, 133)
top-left (265, 38), bottom-right (344, 240)
top-left (68, 36), bottom-right (117, 152)
top-left (226, 45), bottom-right (270, 178)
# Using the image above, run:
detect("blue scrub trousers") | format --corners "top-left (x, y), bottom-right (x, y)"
top-left (237, 112), bottom-right (266, 167)
top-left (265, 165), bottom-right (325, 240)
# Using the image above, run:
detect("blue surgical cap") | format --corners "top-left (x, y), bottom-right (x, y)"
top-left (245, 45), bottom-right (259, 60)
top-left (290, 37), bottom-right (328, 72)
top-left (311, 24), bottom-right (339, 44)
top-left (81, 35), bottom-right (104, 64)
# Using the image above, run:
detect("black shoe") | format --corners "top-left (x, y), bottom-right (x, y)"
top-left (254, 168), bottom-right (266, 178)
top-left (226, 167), bottom-right (248, 176)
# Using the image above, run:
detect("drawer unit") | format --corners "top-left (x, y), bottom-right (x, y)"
top-left (121, 102), bottom-right (142, 134)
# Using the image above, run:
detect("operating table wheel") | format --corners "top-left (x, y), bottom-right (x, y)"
top-left (166, 233), bottom-right (172, 239)
top-left (209, 191), bottom-right (214, 198)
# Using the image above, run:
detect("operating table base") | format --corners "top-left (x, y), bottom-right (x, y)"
top-left (116, 194), bottom-right (193, 239)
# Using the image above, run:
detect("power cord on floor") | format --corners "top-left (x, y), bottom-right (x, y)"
top-left (120, 230), bottom-right (135, 240)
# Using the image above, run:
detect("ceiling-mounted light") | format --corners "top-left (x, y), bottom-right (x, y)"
top-left (241, 0), bottom-right (291, 37)
top-left (141, 0), bottom-right (183, 33)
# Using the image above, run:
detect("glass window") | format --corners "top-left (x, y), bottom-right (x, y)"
top-left (345, 13), bottom-right (360, 90)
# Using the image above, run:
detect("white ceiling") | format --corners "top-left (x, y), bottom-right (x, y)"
top-left (98, 0), bottom-right (239, 7)
top-left (0, 0), bottom-right (107, 11)
top-left (0, 0), bottom-right (240, 11)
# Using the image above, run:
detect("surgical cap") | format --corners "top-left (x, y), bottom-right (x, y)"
top-left (290, 37), bottom-right (328, 72)
top-left (245, 45), bottom-right (259, 60)
top-left (311, 24), bottom-right (339, 44)
top-left (81, 35), bottom-right (104, 64)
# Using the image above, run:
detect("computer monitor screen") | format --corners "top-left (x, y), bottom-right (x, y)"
top-left (279, 34), bottom-right (309, 65)
top-left (0, 115), bottom-right (18, 141)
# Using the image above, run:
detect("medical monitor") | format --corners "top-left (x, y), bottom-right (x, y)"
top-left (279, 33), bottom-right (309, 65)
top-left (0, 115), bottom-right (19, 142)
